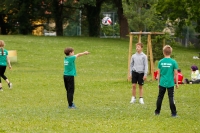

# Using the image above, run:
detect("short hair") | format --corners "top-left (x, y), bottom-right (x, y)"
top-left (136, 42), bottom-right (143, 48)
top-left (64, 47), bottom-right (74, 56)
top-left (163, 45), bottom-right (172, 56)
top-left (177, 69), bottom-right (181, 72)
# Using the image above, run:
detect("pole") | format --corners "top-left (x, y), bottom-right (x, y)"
top-left (128, 34), bottom-right (133, 81)
top-left (79, 9), bottom-right (82, 36)
top-left (148, 34), bottom-right (154, 80)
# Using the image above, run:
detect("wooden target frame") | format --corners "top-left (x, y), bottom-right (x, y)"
top-left (128, 32), bottom-right (165, 81)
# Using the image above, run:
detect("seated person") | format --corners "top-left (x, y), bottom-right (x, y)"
top-left (154, 70), bottom-right (158, 80)
top-left (174, 69), bottom-right (183, 84)
top-left (184, 65), bottom-right (200, 84)
top-left (192, 74), bottom-right (200, 84)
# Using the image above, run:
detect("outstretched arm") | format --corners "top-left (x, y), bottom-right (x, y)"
top-left (75, 51), bottom-right (90, 58)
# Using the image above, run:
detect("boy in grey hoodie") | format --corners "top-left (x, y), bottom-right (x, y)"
top-left (130, 43), bottom-right (148, 104)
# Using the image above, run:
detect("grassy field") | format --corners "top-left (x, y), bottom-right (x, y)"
top-left (0, 35), bottom-right (199, 133)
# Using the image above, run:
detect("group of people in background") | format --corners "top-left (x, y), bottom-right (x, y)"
top-left (154, 65), bottom-right (200, 84)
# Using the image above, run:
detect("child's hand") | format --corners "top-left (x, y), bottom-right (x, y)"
top-left (84, 51), bottom-right (90, 55)
top-left (143, 76), bottom-right (147, 81)
top-left (176, 84), bottom-right (179, 89)
top-left (9, 65), bottom-right (12, 70)
top-left (128, 75), bottom-right (132, 81)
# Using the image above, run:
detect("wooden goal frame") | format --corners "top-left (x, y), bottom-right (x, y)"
top-left (128, 32), bottom-right (165, 81)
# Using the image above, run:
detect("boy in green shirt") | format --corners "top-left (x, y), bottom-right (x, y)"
top-left (63, 47), bottom-right (89, 109)
top-left (155, 45), bottom-right (179, 117)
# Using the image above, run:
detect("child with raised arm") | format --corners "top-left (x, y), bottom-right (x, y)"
top-left (155, 45), bottom-right (179, 117)
top-left (130, 42), bottom-right (148, 104)
top-left (63, 47), bottom-right (89, 109)
top-left (0, 40), bottom-right (12, 91)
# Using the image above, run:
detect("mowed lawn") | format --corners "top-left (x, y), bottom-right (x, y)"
top-left (0, 35), bottom-right (199, 133)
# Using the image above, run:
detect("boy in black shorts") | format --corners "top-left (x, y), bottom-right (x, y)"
top-left (129, 43), bottom-right (148, 104)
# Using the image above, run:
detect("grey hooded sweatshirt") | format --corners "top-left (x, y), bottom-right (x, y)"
top-left (130, 52), bottom-right (148, 76)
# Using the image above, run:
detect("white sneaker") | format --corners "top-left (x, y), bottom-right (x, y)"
top-left (139, 98), bottom-right (144, 104)
top-left (130, 97), bottom-right (136, 103)
top-left (8, 83), bottom-right (12, 89)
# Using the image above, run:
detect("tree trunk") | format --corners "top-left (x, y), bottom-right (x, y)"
top-left (52, 0), bottom-right (63, 36)
top-left (85, 2), bottom-right (102, 37)
top-left (114, 0), bottom-right (129, 38)
top-left (55, 16), bottom-right (63, 36)
top-left (0, 14), bottom-right (7, 35)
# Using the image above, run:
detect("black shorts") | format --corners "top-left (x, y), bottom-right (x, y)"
top-left (132, 71), bottom-right (144, 85)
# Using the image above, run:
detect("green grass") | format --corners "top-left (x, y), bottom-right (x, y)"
top-left (0, 35), bottom-right (200, 133)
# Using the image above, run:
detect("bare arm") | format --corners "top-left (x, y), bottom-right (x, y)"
top-left (6, 56), bottom-right (12, 69)
top-left (143, 55), bottom-right (148, 80)
top-left (174, 69), bottom-right (179, 89)
top-left (75, 51), bottom-right (90, 58)
top-left (157, 69), bottom-right (160, 86)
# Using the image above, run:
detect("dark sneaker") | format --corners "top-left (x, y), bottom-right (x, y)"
top-left (68, 103), bottom-right (76, 109)
top-left (171, 114), bottom-right (177, 117)
top-left (155, 111), bottom-right (160, 116)
top-left (155, 112), bottom-right (160, 116)
top-left (8, 83), bottom-right (12, 89)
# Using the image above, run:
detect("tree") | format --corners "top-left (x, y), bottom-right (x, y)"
top-left (84, 1), bottom-right (104, 37)
top-left (122, 0), bottom-right (165, 32)
top-left (0, 0), bottom-right (79, 35)
top-left (0, 0), bottom-right (37, 34)
top-left (156, 0), bottom-right (200, 35)
top-left (113, 0), bottom-right (129, 38)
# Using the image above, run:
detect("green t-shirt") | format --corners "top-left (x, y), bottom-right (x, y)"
top-left (64, 55), bottom-right (77, 76)
top-left (158, 58), bottom-right (178, 88)
top-left (0, 49), bottom-right (8, 66)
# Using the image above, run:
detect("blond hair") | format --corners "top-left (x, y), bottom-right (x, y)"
top-left (163, 45), bottom-right (172, 56)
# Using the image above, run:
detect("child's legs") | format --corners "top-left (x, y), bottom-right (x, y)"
top-left (0, 66), bottom-right (8, 83)
top-left (0, 78), bottom-right (1, 88)
top-left (0, 66), bottom-right (8, 88)
top-left (155, 86), bottom-right (166, 113)
top-left (131, 71), bottom-right (138, 97)
top-left (192, 79), bottom-right (200, 84)
top-left (131, 84), bottom-right (136, 97)
top-left (63, 76), bottom-right (75, 106)
top-left (138, 73), bottom-right (144, 97)
top-left (139, 85), bottom-right (143, 97)
top-left (167, 87), bottom-right (177, 115)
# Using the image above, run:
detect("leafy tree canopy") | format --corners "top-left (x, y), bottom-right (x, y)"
top-left (156, 0), bottom-right (200, 35)
top-left (122, 0), bottom-right (165, 32)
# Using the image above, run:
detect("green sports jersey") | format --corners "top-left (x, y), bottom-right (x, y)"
top-left (64, 55), bottom-right (77, 76)
top-left (0, 49), bottom-right (8, 66)
top-left (158, 58), bottom-right (178, 88)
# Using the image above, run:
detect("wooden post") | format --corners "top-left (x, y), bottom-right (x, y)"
top-left (148, 34), bottom-right (154, 80)
top-left (163, 38), bottom-right (165, 47)
top-left (147, 38), bottom-right (150, 75)
top-left (128, 32), bottom-right (164, 81)
top-left (128, 34), bottom-right (133, 81)
top-left (138, 34), bottom-right (141, 43)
